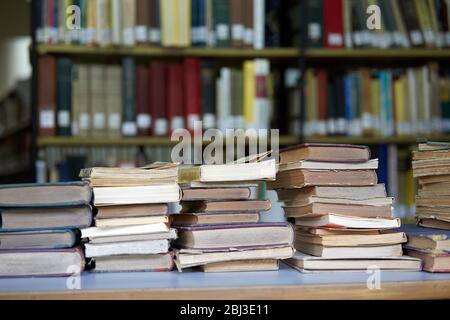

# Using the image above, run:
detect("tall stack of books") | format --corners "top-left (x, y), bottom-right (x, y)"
top-left (404, 141), bottom-right (450, 272)
top-left (269, 143), bottom-right (421, 272)
top-left (0, 182), bottom-right (92, 277)
top-left (79, 163), bottom-right (181, 272)
top-left (173, 157), bottom-right (295, 272)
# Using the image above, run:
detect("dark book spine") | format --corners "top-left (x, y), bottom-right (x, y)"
top-left (201, 62), bottom-right (216, 130)
top-left (56, 58), bottom-right (73, 136)
top-left (306, 0), bottom-right (323, 48)
top-left (213, 0), bottom-right (230, 47)
top-left (122, 57), bottom-right (137, 137)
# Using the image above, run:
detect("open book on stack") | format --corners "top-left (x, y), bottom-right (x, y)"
top-left (412, 141), bottom-right (450, 230)
top-left (174, 155), bottom-right (294, 272)
top-left (269, 143), bottom-right (419, 272)
top-left (0, 182), bottom-right (93, 277)
top-left (80, 163), bottom-right (181, 272)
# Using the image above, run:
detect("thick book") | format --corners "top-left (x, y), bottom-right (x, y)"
top-left (95, 215), bottom-right (169, 228)
top-left (0, 206), bottom-right (92, 231)
top-left (178, 159), bottom-right (276, 183)
top-left (184, 58), bottom-right (202, 132)
top-left (135, 0), bottom-right (150, 44)
top-left (149, 62), bottom-right (168, 136)
top-left (283, 202), bottom-right (392, 219)
top-left (0, 229), bottom-right (77, 250)
top-left (93, 253), bottom-right (174, 272)
top-left (81, 222), bottom-right (170, 239)
top-left (0, 182), bottom-right (92, 207)
top-left (136, 65), bottom-right (151, 136)
top-left (278, 159), bottom-right (378, 172)
top-left (85, 239), bottom-right (170, 258)
top-left (173, 212), bottom-right (260, 226)
top-left (270, 169), bottom-right (378, 189)
top-left (181, 200), bottom-right (271, 213)
top-left (181, 187), bottom-right (251, 201)
top-left (282, 196), bottom-right (393, 208)
top-left (56, 58), bottom-right (73, 136)
top-left (201, 259), bottom-right (279, 272)
top-left (88, 229), bottom-right (177, 244)
top-left (122, 57), bottom-right (137, 136)
top-left (175, 222), bottom-right (294, 250)
top-left (175, 246), bottom-right (294, 269)
top-left (286, 252), bottom-right (422, 272)
top-left (279, 143), bottom-right (371, 164)
top-left (0, 248), bottom-right (84, 277)
top-left (323, 0), bottom-right (344, 48)
top-left (295, 214), bottom-right (401, 229)
top-left (406, 249), bottom-right (450, 272)
top-left (403, 225), bottom-right (450, 252)
top-left (296, 242), bottom-right (403, 258)
top-left (167, 63), bottom-right (185, 132)
top-left (38, 55), bottom-right (56, 136)
top-left (96, 203), bottom-right (169, 218)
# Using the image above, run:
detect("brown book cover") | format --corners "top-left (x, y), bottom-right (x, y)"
top-left (279, 143), bottom-right (371, 164)
top-left (243, 0), bottom-right (253, 48)
top-left (173, 212), bottom-right (260, 226)
top-left (181, 200), bottom-right (272, 213)
top-left (181, 187), bottom-right (251, 201)
top-left (38, 55), bottom-right (56, 136)
top-left (230, 0), bottom-right (244, 47)
top-left (96, 203), bottom-right (169, 218)
top-left (270, 169), bottom-right (378, 189)
top-left (136, 0), bottom-right (150, 44)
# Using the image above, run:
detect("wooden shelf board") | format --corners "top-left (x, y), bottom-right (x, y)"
top-left (305, 49), bottom-right (450, 59)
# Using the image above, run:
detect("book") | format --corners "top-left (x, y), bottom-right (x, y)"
top-left (181, 187), bottom-right (251, 201)
top-left (279, 143), bottom-right (371, 164)
top-left (305, 0), bottom-right (323, 48)
top-left (149, 62), bottom-right (168, 136)
top-left (276, 185), bottom-right (387, 201)
top-left (96, 203), bottom-right (169, 218)
top-left (278, 159), bottom-right (379, 172)
top-left (213, 0), bottom-right (230, 47)
top-left (38, 55), bottom-right (56, 136)
top-left (0, 182), bottom-right (92, 207)
top-left (88, 229), bottom-right (177, 244)
top-left (167, 63), bottom-right (185, 132)
top-left (174, 222), bottom-right (294, 250)
top-left (184, 58), bottom-right (202, 132)
top-left (93, 252), bottom-right (174, 272)
top-left (84, 239), bottom-right (170, 257)
top-left (295, 242), bottom-right (403, 258)
top-left (0, 206), bottom-right (92, 231)
top-left (323, 0), bottom-right (344, 48)
top-left (56, 58), bottom-right (73, 136)
top-left (173, 212), bottom-right (260, 226)
top-left (404, 226), bottom-right (450, 252)
top-left (200, 259), bottom-right (279, 272)
top-left (0, 229), bottom-right (77, 250)
top-left (175, 245), bottom-right (294, 269)
top-left (286, 252), bottom-right (422, 272)
top-left (136, 65), bottom-right (151, 136)
top-left (92, 184), bottom-right (181, 206)
top-left (105, 65), bottom-right (123, 137)
top-left (295, 214), bottom-right (401, 229)
top-left (417, 216), bottom-right (450, 230)
top-left (81, 222), bottom-right (170, 239)
top-left (406, 249), bottom-right (450, 272)
top-left (95, 215), bottom-right (169, 228)
top-left (178, 159), bottom-right (276, 183)
top-left (282, 196), bottom-right (393, 207)
top-left (0, 248), bottom-right (84, 277)
top-left (181, 200), bottom-right (271, 213)
top-left (121, 57), bottom-right (137, 136)
top-left (269, 169), bottom-right (378, 189)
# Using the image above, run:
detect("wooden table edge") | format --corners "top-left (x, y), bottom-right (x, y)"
top-left (1, 280), bottom-right (449, 300)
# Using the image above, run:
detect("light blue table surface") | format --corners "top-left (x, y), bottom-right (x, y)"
top-left (1, 263), bottom-right (449, 293)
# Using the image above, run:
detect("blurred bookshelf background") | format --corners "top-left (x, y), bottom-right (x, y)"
top-left (1, 0), bottom-right (450, 220)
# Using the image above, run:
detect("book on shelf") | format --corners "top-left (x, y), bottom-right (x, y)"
top-left (84, 239), bottom-right (170, 258)
top-left (200, 259), bottom-right (279, 273)
top-left (173, 212), bottom-right (260, 226)
top-left (0, 229), bottom-right (77, 250)
top-left (92, 252), bottom-right (174, 272)
top-left (180, 199), bottom-right (271, 213)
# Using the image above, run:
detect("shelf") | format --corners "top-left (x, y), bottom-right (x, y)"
top-left (37, 45), bottom-right (450, 59)
top-left (37, 136), bottom-right (299, 147)
top-left (1, 264), bottom-right (450, 299)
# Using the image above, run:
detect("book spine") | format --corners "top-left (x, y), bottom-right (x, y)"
top-left (253, 0), bottom-right (265, 49)
top-left (56, 58), bottom-right (73, 136)
top-left (122, 58), bottom-right (137, 136)
top-left (136, 65), bottom-right (151, 135)
top-left (38, 56), bottom-right (57, 136)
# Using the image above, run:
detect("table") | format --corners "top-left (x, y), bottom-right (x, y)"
top-left (1, 263), bottom-right (449, 299)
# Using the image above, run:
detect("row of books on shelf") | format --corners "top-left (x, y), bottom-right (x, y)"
top-left (38, 55), bottom-right (272, 137)
top-left (35, 0), bottom-right (276, 49)
top-left (302, 0), bottom-right (450, 49)
top-left (288, 65), bottom-right (450, 137)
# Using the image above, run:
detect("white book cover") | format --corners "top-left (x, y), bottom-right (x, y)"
top-left (253, 0), bottom-right (265, 49)
top-left (81, 223), bottom-right (170, 239)
top-left (85, 239), bottom-right (169, 257)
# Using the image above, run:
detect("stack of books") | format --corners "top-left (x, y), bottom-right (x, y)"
top-left (173, 157), bottom-right (295, 272)
top-left (404, 141), bottom-right (450, 272)
top-left (0, 182), bottom-right (92, 277)
top-left (79, 163), bottom-right (181, 272)
top-left (269, 143), bottom-right (421, 272)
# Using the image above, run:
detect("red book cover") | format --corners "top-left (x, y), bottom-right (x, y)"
top-left (323, 0), bottom-right (344, 48)
top-left (47, 0), bottom-right (54, 44)
top-left (317, 69), bottom-right (328, 128)
top-left (38, 56), bottom-right (56, 136)
top-left (136, 65), bottom-right (151, 136)
top-left (148, 62), bottom-right (168, 136)
top-left (167, 64), bottom-right (185, 133)
top-left (183, 58), bottom-right (202, 133)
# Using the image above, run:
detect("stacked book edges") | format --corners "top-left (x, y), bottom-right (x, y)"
top-left (269, 143), bottom-right (421, 272)
top-left (0, 182), bottom-right (93, 277)
top-left (406, 141), bottom-right (450, 272)
top-left (174, 158), bottom-right (295, 272)
top-left (80, 162), bottom-right (181, 272)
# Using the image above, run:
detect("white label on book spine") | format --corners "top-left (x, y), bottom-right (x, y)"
top-left (36, 28), bottom-right (45, 43)
top-left (446, 33), bottom-right (450, 46)
top-left (328, 33), bottom-right (343, 46)
top-left (327, 119), bottom-right (336, 135)
top-left (122, 121), bottom-right (137, 136)
top-left (58, 110), bottom-right (70, 127)
top-left (410, 30), bottom-right (423, 45)
top-left (137, 114), bottom-right (151, 129)
top-left (187, 114), bottom-right (201, 131)
top-left (171, 116), bottom-right (184, 131)
top-left (232, 24), bottom-right (244, 40)
top-left (216, 24), bottom-right (229, 40)
top-left (80, 28), bottom-right (88, 45)
top-left (108, 113), bottom-right (121, 130)
top-left (79, 113), bottom-right (90, 130)
top-left (244, 29), bottom-right (254, 44)
top-left (101, 29), bottom-right (111, 46)
top-left (308, 23), bottom-right (321, 40)
top-left (71, 120), bottom-right (79, 136)
top-left (316, 121), bottom-right (327, 135)
top-left (94, 113), bottom-right (106, 129)
top-left (424, 30), bottom-right (435, 44)
top-left (203, 113), bottom-right (216, 129)
top-left (336, 118), bottom-right (347, 134)
top-left (362, 112), bottom-right (373, 129)
top-left (86, 28), bottom-right (96, 44)
top-left (40, 110), bottom-right (55, 129)
top-left (154, 118), bottom-right (168, 136)
top-left (353, 32), bottom-right (363, 46)
top-left (149, 29), bottom-right (161, 43)
top-left (197, 26), bottom-right (207, 42)
top-left (122, 28), bottom-right (135, 46)
top-left (192, 27), bottom-right (199, 42)
top-left (135, 26), bottom-right (148, 42)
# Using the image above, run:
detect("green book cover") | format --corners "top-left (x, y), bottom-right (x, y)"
top-left (121, 57), bottom-right (137, 136)
top-left (213, 0), bottom-right (230, 47)
top-left (306, 0), bottom-right (323, 48)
